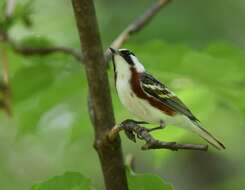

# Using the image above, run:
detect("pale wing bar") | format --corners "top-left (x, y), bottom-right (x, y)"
top-left (140, 73), bottom-right (199, 121)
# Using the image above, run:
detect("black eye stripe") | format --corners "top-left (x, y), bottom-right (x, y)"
top-left (122, 54), bottom-right (134, 65)
top-left (119, 50), bottom-right (135, 65)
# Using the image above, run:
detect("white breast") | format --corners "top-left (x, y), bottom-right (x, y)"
top-left (115, 55), bottom-right (172, 124)
top-left (117, 76), bottom-right (174, 124)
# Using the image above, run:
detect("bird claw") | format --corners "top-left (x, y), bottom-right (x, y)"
top-left (147, 126), bottom-right (164, 133)
top-left (124, 129), bottom-right (136, 143)
top-left (121, 119), bottom-right (148, 125)
top-left (120, 119), bottom-right (148, 142)
top-left (137, 134), bottom-right (144, 140)
top-left (120, 119), bottom-right (137, 143)
top-left (146, 120), bottom-right (166, 133)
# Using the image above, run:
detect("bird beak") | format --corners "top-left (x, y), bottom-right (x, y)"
top-left (109, 47), bottom-right (118, 55)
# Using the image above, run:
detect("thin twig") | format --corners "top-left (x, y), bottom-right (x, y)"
top-left (12, 44), bottom-right (83, 61)
top-left (104, 0), bottom-right (172, 63)
top-left (108, 119), bottom-right (208, 151)
top-left (0, 31), bottom-right (83, 62)
top-left (0, 47), bottom-right (12, 116)
top-left (1, 50), bottom-right (9, 85)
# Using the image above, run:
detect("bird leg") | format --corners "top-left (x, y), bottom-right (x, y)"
top-left (147, 120), bottom-right (166, 133)
top-left (120, 119), bottom-right (148, 142)
top-left (129, 120), bottom-right (149, 139)
top-left (125, 119), bottom-right (148, 125)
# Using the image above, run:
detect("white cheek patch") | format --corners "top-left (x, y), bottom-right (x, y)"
top-left (131, 55), bottom-right (145, 73)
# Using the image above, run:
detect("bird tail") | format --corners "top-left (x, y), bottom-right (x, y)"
top-left (191, 121), bottom-right (225, 150)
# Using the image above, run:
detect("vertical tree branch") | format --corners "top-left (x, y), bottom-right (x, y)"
top-left (71, 0), bottom-right (128, 190)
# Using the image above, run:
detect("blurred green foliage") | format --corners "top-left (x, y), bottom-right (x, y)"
top-left (19, 36), bottom-right (53, 48)
top-left (31, 172), bottom-right (94, 190)
top-left (0, 0), bottom-right (33, 31)
top-left (0, 0), bottom-right (245, 190)
top-left (127, 167), bottom-right (173, 190)
top-left (31, 168), bottom-right (173, 190)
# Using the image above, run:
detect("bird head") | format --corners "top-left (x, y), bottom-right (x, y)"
top-left (110, 48), bottom-right (145, 75)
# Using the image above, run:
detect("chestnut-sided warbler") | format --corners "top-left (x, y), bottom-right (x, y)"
top-left (110, 47), bottom-right (225, 150)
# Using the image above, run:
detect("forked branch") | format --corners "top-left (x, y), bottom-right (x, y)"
top-left (108, 119), bottom-right (208, 151)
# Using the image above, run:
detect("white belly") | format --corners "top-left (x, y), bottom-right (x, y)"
top-left (116, 76), bottom-right (172, 124)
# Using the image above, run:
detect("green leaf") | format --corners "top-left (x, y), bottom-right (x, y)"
top-left (20, 36), bottom-right (53, 48)
top-left (0, 0), bottom-right (34, 31)
top-left (127, 167), bottom-right (173, 190)
top-left (15, 70), bottom-right (84, 135)
top-left (14, 0), bottom-right (34, 27)
top-left (11, 63), bottom-right (56, 104)
top-left (31, 172), bottom-right (94, 190)
top-left (0, 2), bottom-right (7, 29)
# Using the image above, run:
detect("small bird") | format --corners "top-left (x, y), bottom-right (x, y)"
top-left (110, 47), bottom-right (225, 150)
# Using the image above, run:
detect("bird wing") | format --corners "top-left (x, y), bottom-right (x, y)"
top-left (140, 72), bottom-right (199, 121)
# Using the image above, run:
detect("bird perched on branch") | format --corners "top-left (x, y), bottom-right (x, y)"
top-left (110, 47), bottom-right (225, 150)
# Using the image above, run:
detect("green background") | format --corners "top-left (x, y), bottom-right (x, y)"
top-left (0, 0), bottom-right (245, 189)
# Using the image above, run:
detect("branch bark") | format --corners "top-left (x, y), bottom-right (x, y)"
top-left (104, 0), bottom-right (171, 63)
top-left (12, 44), bottom-right (83, 61)
top-left (71, 0), bottom-right (128, 190)
top-left (108, 120), bottom-right (208, 151)
top-left (0, 31), bottom-right (83, 61)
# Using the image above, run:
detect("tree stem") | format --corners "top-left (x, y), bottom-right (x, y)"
top-left (71, 0), bottom-right (128, 190)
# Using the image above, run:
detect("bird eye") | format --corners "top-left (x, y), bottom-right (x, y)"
top-left (120, 50), bottom-right (135, 56)
top-left (119, 50), bottom-right (135, 65)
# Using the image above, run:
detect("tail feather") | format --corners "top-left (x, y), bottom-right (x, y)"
top-left (191, 121), bottom-right (225, 150)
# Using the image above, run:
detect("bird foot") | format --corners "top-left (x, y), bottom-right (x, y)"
top-left (147, 120), bottom-right (166, 133)
top-left (120, 119), bottom-right (148, 142)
